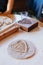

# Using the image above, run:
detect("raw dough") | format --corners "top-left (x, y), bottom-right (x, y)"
top-left (0, 16), bottom-right (13, 26)
top-left (8, 40), bottom-right (28, 59)
top-left (11, 40), bottom-right (28, 53)
top-left (4, 17), bottom-right (13, 25)
top-left (8, 40), bottom-right (36, 59)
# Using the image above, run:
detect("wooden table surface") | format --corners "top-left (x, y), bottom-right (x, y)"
top-left (0, 14), bottom-right (43, 65)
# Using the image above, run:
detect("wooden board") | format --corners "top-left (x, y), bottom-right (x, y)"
top-left (0, 24), bottom-right (19, 40)
top-left (0, 14), bottom-right (19, 40)
top-left (0, 14), bottom-right (16, 32)
top-left (18, 18), bottom-right (38, 32)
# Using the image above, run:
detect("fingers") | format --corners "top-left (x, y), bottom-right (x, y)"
top-left (0, 12), bottom-right (2, 15)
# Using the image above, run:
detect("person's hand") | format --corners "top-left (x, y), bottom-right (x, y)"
top-left (4, 10), bottom-right (11, 15)
top-left (0, 12), bottom-right (2, 15)
top-left (3, 11), bottom-right (14, 20)
top-left (2, 10), bottom-right (11, 17)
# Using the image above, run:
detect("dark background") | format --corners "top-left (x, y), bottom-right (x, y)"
top-left (14, 0), bottom-right (43, 20)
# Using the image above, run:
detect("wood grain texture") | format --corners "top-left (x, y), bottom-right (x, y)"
top-left (0, 26), bottom-right (19, 41)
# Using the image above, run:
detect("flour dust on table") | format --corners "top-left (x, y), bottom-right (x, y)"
top-left (7, 40), bottom-right (36, 59)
